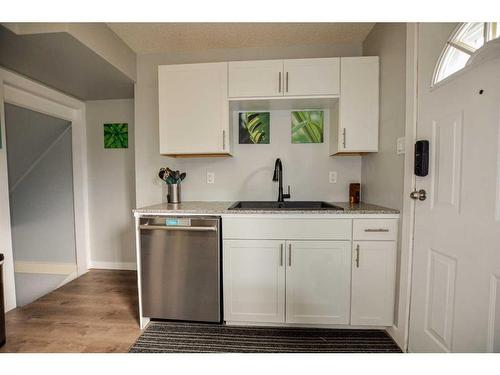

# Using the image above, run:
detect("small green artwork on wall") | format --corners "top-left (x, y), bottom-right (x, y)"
top-left (291, 110), bottom-right (324, 144)
top-left (239, 112), bottom-right (270, 144)
top-left (104, 123), bottom-right (128, 149)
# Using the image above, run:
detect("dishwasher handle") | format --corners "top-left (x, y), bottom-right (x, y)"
top-left (140, 224), bottom-right (217, 232)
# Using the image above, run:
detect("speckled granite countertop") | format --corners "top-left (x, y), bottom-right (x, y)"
top-left (133, 201), bottom-right (399, 215)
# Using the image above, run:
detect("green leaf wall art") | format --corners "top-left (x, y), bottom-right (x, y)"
top-left (104, 123), bottom-right (128, 149)
top-left (291, 110), bottom-right (324, 144)
top-left (239, 112), bottom-right (270, 144)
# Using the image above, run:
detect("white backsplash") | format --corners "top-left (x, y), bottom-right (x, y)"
top-left (164, 110), bottom-right (361, 203)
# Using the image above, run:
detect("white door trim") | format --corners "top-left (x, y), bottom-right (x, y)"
top-left (386, 23), bottom-right (419, 352)
top-left (0, 68), bottom-right (90, 311)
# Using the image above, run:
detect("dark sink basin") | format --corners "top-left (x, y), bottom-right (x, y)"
top-left (228, 201), bottom-right (344, 211)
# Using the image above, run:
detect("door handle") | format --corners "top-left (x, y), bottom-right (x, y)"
top-left (285, 71), bottom-right (289, 92)
top-left (355, 244), bottom-right (360, 268)
top-left (140, 225), bottom-right (217, 232)
top-left (278, 72), bottom-right (282, 93)
top-left (222, 130), bottom-right (226, 150)
top-left (342, 128), bottom-right (346, 148)
top-left (410, 189), bottom-right (427, 201)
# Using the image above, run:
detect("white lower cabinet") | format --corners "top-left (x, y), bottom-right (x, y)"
top-left (223, 239), bottom-right (351, 325)
top-left (222, 217), bottom-right (398, 328)
top-left (223, 240), bottom-right (285, 323)
top-left (285, 241), bottom-right (351, 324)
top-left (350, 241), bottom-right (397, 326)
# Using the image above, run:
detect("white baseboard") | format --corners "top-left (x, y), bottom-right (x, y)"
top-left (89, 261), bottom-right (137, 271)
top-left (14, 261), bottom-right (77, 275)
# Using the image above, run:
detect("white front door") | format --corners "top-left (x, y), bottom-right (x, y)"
top-left (408, 24), bottom-right (500, 352)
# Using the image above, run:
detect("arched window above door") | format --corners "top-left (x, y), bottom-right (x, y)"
top-left (432, 22), bottom-right (499, 86)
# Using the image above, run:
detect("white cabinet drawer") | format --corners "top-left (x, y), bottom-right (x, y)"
top-left (223, 217), bottom-right (352, 240)
top-left (353, 219), bottom-right (398, 241)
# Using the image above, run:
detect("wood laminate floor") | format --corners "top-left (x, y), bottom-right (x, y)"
top-left (0, 270), bottom-right (141, 353)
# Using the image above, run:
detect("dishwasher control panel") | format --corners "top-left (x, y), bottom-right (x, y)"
top-left (165, 217), bottom-right (191, 226)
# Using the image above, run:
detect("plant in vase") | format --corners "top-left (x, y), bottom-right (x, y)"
top-left (159, 167), bottom-right (186, 203)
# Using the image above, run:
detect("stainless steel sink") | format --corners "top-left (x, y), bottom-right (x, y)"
top-left (228, 201), bottom-right (344, 211)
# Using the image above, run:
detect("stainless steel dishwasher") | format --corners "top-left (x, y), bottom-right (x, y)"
top-left (139, 216), bottom-right (221, 323)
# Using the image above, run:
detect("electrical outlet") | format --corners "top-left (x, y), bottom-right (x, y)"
top-left (329, 171), bottom-right (337, 184)
top-left (397, 137), bottom-right (406, 155)
top-left (206, 172), bottom-right (215, 184)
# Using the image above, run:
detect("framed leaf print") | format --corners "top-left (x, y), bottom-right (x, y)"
top-left (291, 111), bottom-right (324, 144)
top-left (104, 123), bottom-right (128, 149)
top-left (239, 112), bottom-right (270, 144)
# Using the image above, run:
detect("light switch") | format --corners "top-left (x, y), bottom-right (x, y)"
top-left (397, 137), bottom-right (406, 155)
top-left (207, 172), bottom-right (215, 184)
top-left (329, 171), bottom-right (337, 184)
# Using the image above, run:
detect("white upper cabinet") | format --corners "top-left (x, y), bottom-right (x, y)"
top-left (157, 57), bottom-right (379, 157)
top-left (330, 56), bottom-right (379, 154)
top-left (283, 58), bottom-right (340, 96)
top-left (228, 60), bottom-right (283, 98)
top-left (158, 62), bottom-right (230, 156)
top-left (228, 58), bottom-right (340, 98)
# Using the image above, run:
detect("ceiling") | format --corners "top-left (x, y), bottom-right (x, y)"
top-left (0, 25), bottom-right (134, 100)
top-left (107, 23), bottom-right (375, 54)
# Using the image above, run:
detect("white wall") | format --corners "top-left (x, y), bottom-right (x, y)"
top-left (135, 43), bottom-right (363, 207)
top-left (361, 23), bottom-right (407, 211)
top-left (175, 110), bottom-right (361, 202)
top-left (86, 99), bottom-right (136, 269)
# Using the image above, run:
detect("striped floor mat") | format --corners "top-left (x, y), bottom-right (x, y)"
top-left (129, 322), bottom-right (402, 353)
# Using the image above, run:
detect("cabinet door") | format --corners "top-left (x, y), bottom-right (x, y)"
top-left (228, 60), bottom-right (284, 98)
top-left (351, 241), bottom-right (396, 326)
top-left (223, 240), bottom-right (285, 323)
top-left (158, 62), bottom-right (229, 155)
top-left (283, 58), bottom-right (340, 96)
top-left (338, 56), bottom-right (379, 153)
top-left (285, 240), bottom-right (351, 324)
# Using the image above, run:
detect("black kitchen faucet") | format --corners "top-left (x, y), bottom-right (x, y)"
top-left (272, 158), bottom-right (291, 202)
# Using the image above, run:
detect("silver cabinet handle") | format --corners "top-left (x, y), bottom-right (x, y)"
top-left (285, 71), bottom-right (289, 92)
top-left (280, 243), bottom-right (283, 266)
top-left (355, 244), bottom-right (360, 268)
top-left (288, 243), bottom-right (292, 266)
top-left (278, 72), bottom-right (282, 93)
top-left (222, 130), bottom-right (226, 150)
top-left (140, 225), bottom-right (217, 232)
top-left (364, 228), bottom-right (389, 233)
top-left (342, 128), bottom-right (346, 148)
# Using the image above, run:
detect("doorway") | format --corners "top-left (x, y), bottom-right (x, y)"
top-left (404, 23), bottom-right (500, 352)
top-left (4, 103), bottom-right (77, 306)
